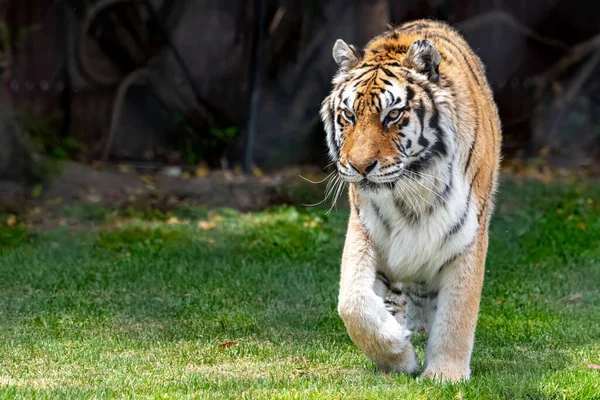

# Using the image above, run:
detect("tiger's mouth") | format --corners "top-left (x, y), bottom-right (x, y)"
top-left (354, 165), bottom-right (408, 191)
top-left (338, 159), bottom-right (409, 186)
top-left (358, 180), bottom-right (397, 191)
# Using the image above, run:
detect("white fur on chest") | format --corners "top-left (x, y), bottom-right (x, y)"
top-left (358, 172), bottom-right (477, 283)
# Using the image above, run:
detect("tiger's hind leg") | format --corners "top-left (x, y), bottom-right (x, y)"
top-left (375, 271), bottom-right (408, 326)
top-left (404, 283), bottom-right (438, 334)
top-left (376, 273), bottom-right (436, 335)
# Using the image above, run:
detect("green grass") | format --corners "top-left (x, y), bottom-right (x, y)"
top-left (1, 178), bottom-right (600, 399)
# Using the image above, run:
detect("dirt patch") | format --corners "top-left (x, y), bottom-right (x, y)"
top-left (4, 161), bottom-right (335, 228)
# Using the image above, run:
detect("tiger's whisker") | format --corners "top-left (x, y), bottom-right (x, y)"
top-left (303, 172), bottom-right (338, 208)
top-left (299, 171), bottom-right (335, 184)
top-left (405, 176), bottom-right (436, 208)
top-left (406, 172), bottom-right (448, 205)
top-left (326, 176), bottom-right (347, 215)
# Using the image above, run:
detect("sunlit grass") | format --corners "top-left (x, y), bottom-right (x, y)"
top-left (0, 178), bottom-right (599, 399)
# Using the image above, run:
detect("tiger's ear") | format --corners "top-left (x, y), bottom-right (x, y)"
top-left (404, 39), bottom-right (441, 83)
top-left (332, 39), bottom-right (361, 71)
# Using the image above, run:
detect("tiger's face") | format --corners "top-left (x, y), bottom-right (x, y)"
top-left (321, 38), bottom-right (455, 190)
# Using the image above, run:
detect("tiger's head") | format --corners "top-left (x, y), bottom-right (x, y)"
top-left (320, 37), bottom-right (457, 191)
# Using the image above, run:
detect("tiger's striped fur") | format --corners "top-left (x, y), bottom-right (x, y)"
top-left (320, 19), bottom-right (501, 381)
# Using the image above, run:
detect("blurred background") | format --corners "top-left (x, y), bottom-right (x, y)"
top-left (0, 0), bottom-right (599, 213)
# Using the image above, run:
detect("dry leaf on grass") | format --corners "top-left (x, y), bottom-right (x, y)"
top-left (218, 341), bottom-right (238, 348)
top-left (195, 163), bottom-right (209, 178)
top-left (561, 293), bottom-right (583, 303)
top-left (252, 165), bottom-right (264, 177)
top-left (588, 364), bottom-right (600, 370)
top-left (6, 215), bottom-right (17, 227)
top-left (198, 221), bottom-right (216, 230)
top-left (118, 164), bottom-right (132, 173)
top-left (45, 197), bottom-right (63, 206)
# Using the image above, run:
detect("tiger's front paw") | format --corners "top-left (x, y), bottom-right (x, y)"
top-left (421, 363), bottom-right (470, 382)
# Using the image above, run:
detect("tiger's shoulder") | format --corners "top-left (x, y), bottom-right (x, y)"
top-left (367, 19), bottom-right (502, 221)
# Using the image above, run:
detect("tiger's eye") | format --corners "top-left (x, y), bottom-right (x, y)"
top-left (387, 109), bottom-right (401, 120)
top-left (343, 109), bottom-right (355, 121)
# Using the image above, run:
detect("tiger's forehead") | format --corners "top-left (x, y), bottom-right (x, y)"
top-left (340, 69), bottom-right (410, 114)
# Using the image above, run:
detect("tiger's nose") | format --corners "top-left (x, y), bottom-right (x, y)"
top-left (349, 160), bottom-right (378, 176)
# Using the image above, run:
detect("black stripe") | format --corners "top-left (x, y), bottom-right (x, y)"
top-left (437, 252), bottom-right (460, 274)
top-left (379, 66), bottom-right (398, 79)
top-left (372, 201), bottom-right (392, 234)
top-left (410, 289), bottom-right (439, 299)
top-left (418, 82), bottom-right (448, 158)
top-left (406, 159), bottom-right (425, 174)
top-left (432, 163), bottom-right (453, 208)
top-left (396, 22), bottom-right (428, 33)
top-left (443, 164), bottom-right (484, 245)
top-left (406, 86), bottom-right (415, 102)
top-left (381, 61), bottom-right (405, 69)
top-left (380, 168), bottom-right (400, 177)
top-left (399, 116), bottom-right (410, 128)
top-left (426, 33), bottom-right (483, 87)
top-left (380, 78), bottom-right (393, 87)
top-left (437, 237), bottom-right (476, 274)
top-left (353, 65), bottom-right (379, 75)
top-left (353, 201), bottom-right (360, 217)
top-left (428, 108), bottom-right (448, 159)
top-left (371, 93), bottom-right (381, 113)
top-left (478, 200), bottom-right (489, 224)
top-left (394, 196), bottom-right (420, 224)
top-left (390, 286), bottom-right (403, 296)
top-left (429, 137), bottom-right (447, 158)
top-left (440, 73), bottom-right (455, 91)
top-left (328, 112), bottom-right (340, 158)
top-left (416, 101), bottom-right (429, 148)
top-left (464, 113), bottom-right (478, 174)
top-left (419, 80), bottom-right (435, 106)
top-left (443, 184), bottom-right (473, 244)
top-left (406, 293), bottom-right (425, 307)
top-left (376, 270), bottom-right (391, 288)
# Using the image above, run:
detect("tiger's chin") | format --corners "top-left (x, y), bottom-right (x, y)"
top-left (358, 180), bottom-right (397, 192)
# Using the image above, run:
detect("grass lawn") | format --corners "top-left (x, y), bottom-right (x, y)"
top-left (1, 177), bottom-right (599, 399)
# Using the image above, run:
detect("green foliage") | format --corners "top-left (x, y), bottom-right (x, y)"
top-left (61, 203), bottom-right (114, 223)
top-left (0, 218), bottom-right (32, 249)
top-left (0, 21), bottom-right (41, 53)
top-left (173, 112), bottom-right (240, 165)
top-left (0, 180), bottom-right (599, 398)
top-left (97, 227), bottom-right (188, 253)
top-left (17, 111), bottom-right (85, 160)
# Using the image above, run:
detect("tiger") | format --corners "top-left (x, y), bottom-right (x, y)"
top-left (319, 19), bottom-right (501, 381)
